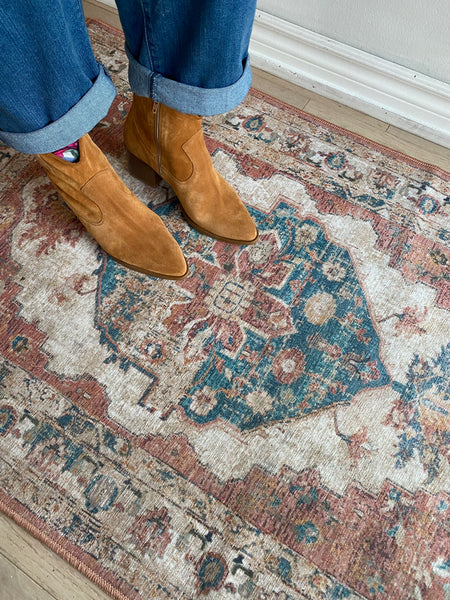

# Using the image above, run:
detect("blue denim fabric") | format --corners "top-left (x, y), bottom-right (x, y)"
top-left (0, 0), bottom-right (256, 154)
top-left (0, 0), bottom-right (117, 154)
top-left (126, 47), bottom-right (253, 117)
top-left (117, 0), bottom-right (257, 115)
top-left (0, 65), bottom-right (116, 155)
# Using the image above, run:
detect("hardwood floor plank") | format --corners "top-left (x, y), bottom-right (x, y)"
top-left (82, 0), bottom-right (121, 29)
top-left (0, 552), bottom-right (55, 600)
top-left (0, 515), bottom-right (112, 600)
top-left (302, 93), bottom-right (391, 138)
top-left (252, 69), bottom-right (311, 110)
top-left (384, 124), bottom-right (450, 171)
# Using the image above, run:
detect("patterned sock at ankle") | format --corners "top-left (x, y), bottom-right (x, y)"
top-left (52, 141), bottom-right (80, 162)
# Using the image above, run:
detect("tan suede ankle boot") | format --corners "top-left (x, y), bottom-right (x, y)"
top-left (124, 95), bottom-right (258, 245)
top-left (37, 134), bottom-right (188, 279)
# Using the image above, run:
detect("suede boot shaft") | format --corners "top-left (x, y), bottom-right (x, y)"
top-left (124, 95), bottom-right (258, 245)
top-left (37, 134), bottom-right (188, 279)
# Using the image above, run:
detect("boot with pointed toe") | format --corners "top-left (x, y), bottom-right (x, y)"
top-left (36, 134), bottom-right (189, 279)
top-left (124, 95), bottom-right (258, 245)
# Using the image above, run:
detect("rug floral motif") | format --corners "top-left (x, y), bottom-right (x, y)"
top-left (0, 20), bottom-right (449, 600)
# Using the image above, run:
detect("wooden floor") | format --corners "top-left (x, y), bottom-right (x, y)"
top-left (2, 8), bottom-right (450, 600)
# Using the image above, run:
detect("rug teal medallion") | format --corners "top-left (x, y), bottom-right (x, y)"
top-left (95, 200), bottom-right (390, 430)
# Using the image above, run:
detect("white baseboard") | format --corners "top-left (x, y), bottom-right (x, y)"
top-left (250, 10), bottom-right (450, 149)
top-left (88, 3), bottom-right (450, 149)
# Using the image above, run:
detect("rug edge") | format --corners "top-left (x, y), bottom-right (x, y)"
top-left (248, 87), bottom-right (450, 180)
top-left (0, 488), bottom-right (139, 600)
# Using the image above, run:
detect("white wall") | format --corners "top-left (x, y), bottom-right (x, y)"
top-left (90, 0), bottom-right (450, 145)
top-left (257, 0), bottom-right (450, 85)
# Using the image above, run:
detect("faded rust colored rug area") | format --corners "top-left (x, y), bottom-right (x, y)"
top-left (1, 20), bottom-right (449, 600)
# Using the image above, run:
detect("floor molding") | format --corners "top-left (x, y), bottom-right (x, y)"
top-left (83, 1), bottom-right (450, 150)
top-left (82, 0), bottom-right (121, 29)
top-left (250, 10), bottom-right (450, 149)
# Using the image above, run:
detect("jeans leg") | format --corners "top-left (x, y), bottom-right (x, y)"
top-left (0, 0), bottom-right (116, 154)
top-left (115, 0), bottom-right (257, 115)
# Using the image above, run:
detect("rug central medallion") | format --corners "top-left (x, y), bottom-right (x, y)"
top-left (95, 201), bottom-right (390, 430)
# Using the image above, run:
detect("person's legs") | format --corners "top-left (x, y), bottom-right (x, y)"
top-left (0, 0), bottom-right (116, 154)
top-left (115, 0), bottom-right (257, 115)
top-left (117, 0), bottom-right (259, 244)
top-left (0, 0), bottom-right (188, 279)
top-left (0, 0), bottom-right (257, 267)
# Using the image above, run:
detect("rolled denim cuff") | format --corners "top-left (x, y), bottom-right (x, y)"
top-left (126, 45), bottom-right (252, 116)
top-left (0, 64), bottom-right (116, 154)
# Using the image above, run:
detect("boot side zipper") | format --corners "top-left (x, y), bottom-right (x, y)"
top-left (153, 101), bottom-right (161, 175)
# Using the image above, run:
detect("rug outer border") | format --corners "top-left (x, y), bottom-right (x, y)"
top-left (0, 488), bottom-right (140, 600)
top-left (248, 87), bottom-right (449, 180)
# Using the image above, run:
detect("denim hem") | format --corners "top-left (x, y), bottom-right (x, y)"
top-left (0, 64), bottom-right (117, 154)
top-left (126, 45), bottom-right (252, 116)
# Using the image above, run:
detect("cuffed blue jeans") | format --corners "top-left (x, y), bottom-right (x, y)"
top-left (0, 0), bottom-right (256, 154)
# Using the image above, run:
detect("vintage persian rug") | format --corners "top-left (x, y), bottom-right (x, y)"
top-left (1, 20), bottom-right (449, 600)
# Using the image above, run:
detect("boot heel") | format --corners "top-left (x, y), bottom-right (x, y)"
top-left (126, 149), bottom-right (161, 188)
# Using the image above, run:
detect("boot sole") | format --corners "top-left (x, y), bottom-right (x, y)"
top-left (111, 255), bottom-right (190, 280)
top-left (181, 209), bottom-right (259, 246)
